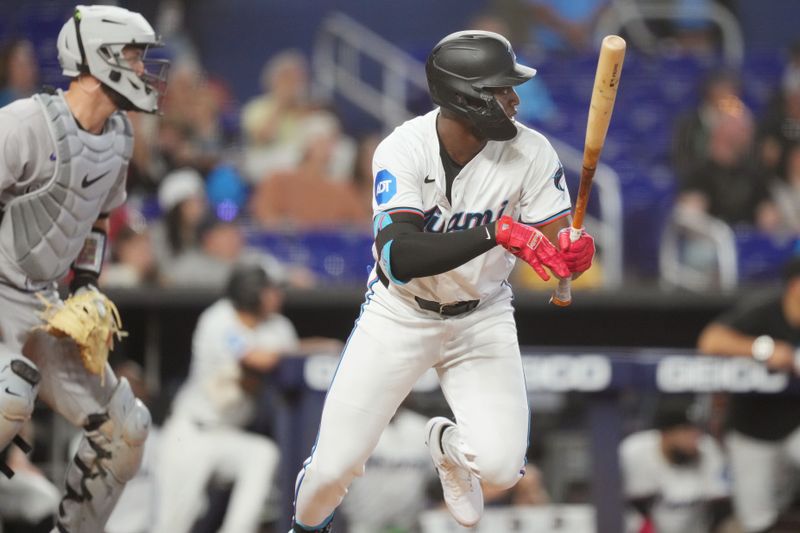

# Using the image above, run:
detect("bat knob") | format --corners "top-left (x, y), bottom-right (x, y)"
top-left (549, 295), bottom-right (572, 307)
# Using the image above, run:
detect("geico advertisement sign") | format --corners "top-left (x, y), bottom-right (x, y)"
top-left (656, 356), bottom-right (789, 393)
top-left (522, 355), bottom-right (612, 392)
top-left (303, 354), bottom-right (612, 392)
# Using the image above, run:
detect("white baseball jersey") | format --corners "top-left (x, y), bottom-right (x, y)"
top-left (170, 299), bottom-right (299, 427)
top-left (0, 90), bottom-right (129, 289)
top-left (371, 108), bottom-right (570, 303)
top-left (620, 430), bottom-right (730, 533)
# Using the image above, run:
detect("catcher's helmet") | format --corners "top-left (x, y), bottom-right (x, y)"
top-left (426, 31), bottom-right (535, 141)
top-left (57, 5), bottom-right (169, 113)
top-left (226, 264), bottom-right (273, 315)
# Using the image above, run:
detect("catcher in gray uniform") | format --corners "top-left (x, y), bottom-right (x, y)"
top-left (0, 5), bottom-right (168, 532)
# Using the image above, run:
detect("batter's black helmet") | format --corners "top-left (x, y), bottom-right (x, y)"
top-left (226, 263), bottom-right (272, 315)
top-left (426, 31), bottom-right (536, 141)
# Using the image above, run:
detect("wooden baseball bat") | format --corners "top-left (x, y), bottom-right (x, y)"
top-left (550, 35), bottom-right (626, 306)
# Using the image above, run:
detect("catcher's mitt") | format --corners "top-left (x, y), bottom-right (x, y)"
top-left (38, 289), bottom-right (126, 382)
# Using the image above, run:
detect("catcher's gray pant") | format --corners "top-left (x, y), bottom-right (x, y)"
top-left (293, 281), bottom-right (528, 528)
top-left (0, 282), bottom-right (150, 533)
top-left (0, 460), bottom-right (61, 524)
top-left (727, 428), bottom-right (800, 532)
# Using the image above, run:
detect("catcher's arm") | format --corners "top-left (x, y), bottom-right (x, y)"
top-left (70, 216), bottom-right (109, 293)
top-left (41, 216), bottom-right (124, 383)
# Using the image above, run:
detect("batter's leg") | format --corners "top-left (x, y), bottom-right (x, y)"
top-left (436, 307), bottom-right (529, 492)
top-left (293, 301), bottom-right (440, 530)
top-left (24, 330), bottom-right (150, 533)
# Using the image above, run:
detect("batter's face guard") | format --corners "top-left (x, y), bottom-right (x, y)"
top-left (57, 5), bottom-right (169, 114)
top-left (426, 30), bottom-right (535, 141)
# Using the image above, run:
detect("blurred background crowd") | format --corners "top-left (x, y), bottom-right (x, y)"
top-left (1, 0), bottom-right (800, 532)
top-left (2, 0), bottom-right (798, 293)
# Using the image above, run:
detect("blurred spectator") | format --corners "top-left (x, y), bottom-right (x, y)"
top-left (150, 168), bottom-right (208, 272)
top-left (0, 39), bottom-right (38, 107)
top-left (249, 114), bottom-right (369, 230)
top-left (769, 142), bottom-right (800, 234)
top-left (127, 111), bottom-right (164, 193)
top-left (241, 49), bottom-right (312, 148)
top-left (102, 224), bottom-right (159, 288)
top-left (155, 263), bottom-right (340, 533)
top-left (240, 50), bottom-right (355, 182)
top-left (672, 68), bottom-right (743, 188)
top-left (757, 41), bottom-right (800, 180)
top-left (240, 50), bottom-right (315, 180)
top-left (698, 256), bottom-right (800, 532)
top-left (668, 0), bottom-right (720, 57)
top-left (166, 215), bottom-right (245, 288)
top-left (676, 103), bottom-right (778, 230)
top-left (103, 361), bottom-right (161, 533)
top-left (0, 423), bottom-right (59, 533)
top-left (157, 63), bottom-right (224, 174)
top-left (619, 397), bottom-right (733, 533)
top-left (524, 0), bottom-right (611, 54)
top-left (205, 164), bottom-right (250, 221)
top-left (341, 406), bottom-right (436, 533)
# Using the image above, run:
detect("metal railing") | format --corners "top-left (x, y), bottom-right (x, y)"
top-left (659, 207), bottom-right (739, 292)
top-left (597, 0), bottom-right (745, 65)
top-left (313, 12), bottom-right (428, 133)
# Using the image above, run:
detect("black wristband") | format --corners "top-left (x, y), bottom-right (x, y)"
top-left (69, 269), bottom-right (99, 294)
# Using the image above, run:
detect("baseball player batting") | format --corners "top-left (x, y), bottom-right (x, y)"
top-left (0, 5), bottom-right (168, 532)
top-left (290, 31), bottom-right (595, 532)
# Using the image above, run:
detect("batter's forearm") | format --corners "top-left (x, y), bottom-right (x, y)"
top-left (389, 223), bottom-right (497, 281)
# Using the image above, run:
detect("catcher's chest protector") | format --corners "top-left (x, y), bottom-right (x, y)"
top-left (0, 92), bottom-right (132, 283)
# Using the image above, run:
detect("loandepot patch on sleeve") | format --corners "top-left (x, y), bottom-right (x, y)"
top-left (375, 169), bottom-right (397, 205)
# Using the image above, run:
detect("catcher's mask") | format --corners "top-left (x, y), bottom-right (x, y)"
top-left (226, 264), bottom-right (273, 315)
top-left (426, 30), bottom-right (535, 141)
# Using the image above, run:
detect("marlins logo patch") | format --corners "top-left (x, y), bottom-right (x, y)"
top-left (375, 169), bottom-right (397, 205)
top-left (552, 165), bottom-right (565, 192)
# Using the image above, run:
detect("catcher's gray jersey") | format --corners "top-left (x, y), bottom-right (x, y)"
top-left (0, 90), bottom-right (130, 289)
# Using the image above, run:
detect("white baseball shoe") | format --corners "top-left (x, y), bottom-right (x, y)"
top-left (425, 416), bottom-right (483, 527)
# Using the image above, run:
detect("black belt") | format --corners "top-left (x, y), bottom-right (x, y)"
top-left (415, 296), bottom-right (479, 317)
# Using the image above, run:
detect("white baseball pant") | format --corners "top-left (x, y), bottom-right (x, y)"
top-left (154, 416), bottom-right (280, 533)
top-left (293, 280), bottom-right (529, 528)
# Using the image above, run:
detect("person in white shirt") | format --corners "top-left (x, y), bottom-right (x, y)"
top-left (154, 264), bottom-right (297, 533)
top-left (620, 398), bottom-right (733, 533)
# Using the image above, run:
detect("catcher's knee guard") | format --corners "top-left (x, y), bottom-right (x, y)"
top-left (0, 354), bottom-right (40, 477)
top-left (56, 377), bottom-right (150, 532)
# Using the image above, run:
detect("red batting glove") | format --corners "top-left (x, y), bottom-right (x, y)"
top-left (496, 216), bottom-right (570, 281)
top-left (557, 227), bottom-right (595, 274)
